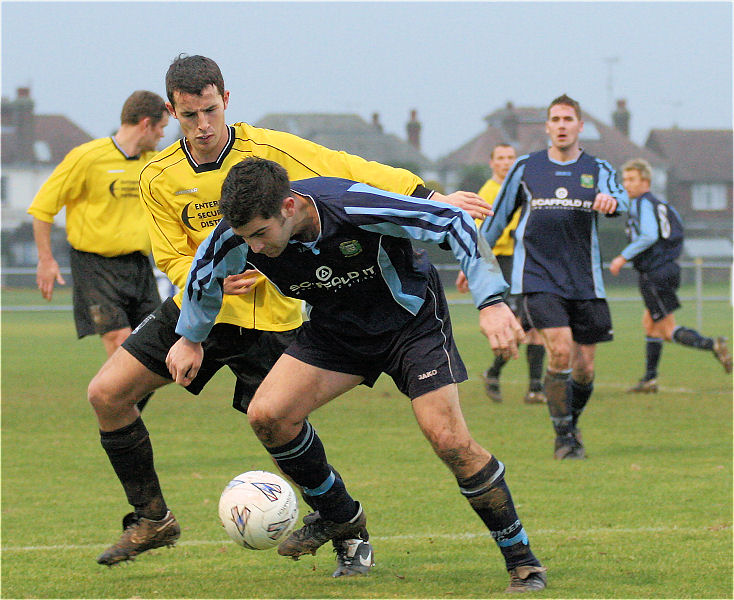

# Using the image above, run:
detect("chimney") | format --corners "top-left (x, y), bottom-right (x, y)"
top-left (14, 87), bottom-right (36, 162)
top-left (371, 112), bottom-right (383, 133)
top-left (501, 101), bottom-right (518, 141)
top-left (612, 98), bottom-right (630, 136)
top-left (406, 109), bottom-right (421, 150)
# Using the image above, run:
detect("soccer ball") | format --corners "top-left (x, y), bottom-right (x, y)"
top-left (218, 470), bottom-right (299, 550)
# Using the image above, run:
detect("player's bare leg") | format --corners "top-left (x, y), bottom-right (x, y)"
top-left (412, 385), bottom-right (546, 592)
top-left (248, 356), bottom-right (373, 572)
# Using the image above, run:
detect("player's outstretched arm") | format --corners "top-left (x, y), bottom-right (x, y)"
top-left (432, 190), bottom-right (492, 220)
top-left (479, 302), bottom-right (524, 360)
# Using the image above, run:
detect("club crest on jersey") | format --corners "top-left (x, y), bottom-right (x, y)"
top-left (580, 174), bottom-right (594, 188)
top-left (339, 240), bottom-right (363, 257)
top-left (554, 187), bottom-right (568, 199)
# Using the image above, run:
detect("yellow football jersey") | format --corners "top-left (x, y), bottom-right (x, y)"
top-left (477, 178), bottom-right (520, 257)
top-left (140, 122), bottom-right (424, 332)
top-left (27, 137), bottom-right (157, 257)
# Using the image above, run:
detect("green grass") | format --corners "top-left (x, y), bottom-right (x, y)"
top-left (1, 287), bottom-right (732, 598)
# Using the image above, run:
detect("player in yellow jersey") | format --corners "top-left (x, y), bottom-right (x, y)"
top-left (90, 54), bottom-right (491, 572)
top-left (28, 90), bottom-right (169, 388)
top-left (455, 144), bottom-right (546, 405)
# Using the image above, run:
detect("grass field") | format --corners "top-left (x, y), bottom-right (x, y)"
top-left (1, 287), bottom-right (732, 599)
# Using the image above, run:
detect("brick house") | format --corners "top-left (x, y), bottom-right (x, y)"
top-left (645, 128), bottom-right (733, 246)
top-left (1, 87), bottom-right (93, 267)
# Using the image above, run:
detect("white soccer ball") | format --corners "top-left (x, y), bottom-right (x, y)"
top-left (218, 470), bottom-right (299, 550)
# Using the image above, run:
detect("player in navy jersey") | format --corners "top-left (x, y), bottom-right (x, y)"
top-left (167, 157), bottom-right (548, 593)
top-left (480, 94), bottom-right (629, 460)
top-left (609, 158), bottom-right (731, 391)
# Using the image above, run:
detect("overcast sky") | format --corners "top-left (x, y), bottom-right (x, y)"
top-left (2, 1), bottom-right (732, 160)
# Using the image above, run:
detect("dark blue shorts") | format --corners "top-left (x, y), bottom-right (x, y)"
top-left (522, 292), bottom-right (613, 345)
top-left (122, 297), bottom-right (298, 413)
top-left (284, 269), bottom-right (468, 399)
top-left (638, 263), bottom-right (681, 321)
top-left (70, 248), bottom-right (160, 338)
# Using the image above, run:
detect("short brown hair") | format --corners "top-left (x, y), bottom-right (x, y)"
top-left (490, 143), bottom-right (515, 159)
top-left (621, 158), bottom-right (652, 182)
top-left (120, 91), bottom-right (167, 125)
top-left (547, 94), bottom-right (581, 119)
top-left (165, 54), bottom-right (225, 106)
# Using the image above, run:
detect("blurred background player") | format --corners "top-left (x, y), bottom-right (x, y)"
top-left (481, 94), bottom-right (628, 460)
top-left (609, 158), bottom-right (732, 391)
top-left (90, 54), bottom-right (490, 574)
top-left (456, 143), bottom-right (546, 404)
top-left (27, 90), bottom-right (169, 412)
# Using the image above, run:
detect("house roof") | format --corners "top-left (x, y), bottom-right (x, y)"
top-left (438, 104), bottom-right (668, 173)
top-left (254, 113), bottom-right (434, 172)
top-left (1, 113), bottom-right (92, 164)
top-left (645, 129), bottom-right (733, 183)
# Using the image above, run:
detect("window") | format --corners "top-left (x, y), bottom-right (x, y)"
top-left (692, 183), bottom-right (727, 211)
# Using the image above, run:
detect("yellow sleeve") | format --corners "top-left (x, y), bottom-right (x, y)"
top-left (238, 125), bottom-right (425, 195)
top-left (139, 171), bottom-right (198, 291)
top-left (27, 145), bottom-right (88, 222)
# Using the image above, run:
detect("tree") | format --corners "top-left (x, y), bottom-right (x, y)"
top-left (457, 164), bottom-right (492, 193)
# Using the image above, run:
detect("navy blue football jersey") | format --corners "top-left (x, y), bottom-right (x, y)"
top-left (621, 191), bottom-right (683, 273)
top-left (177, 177), bottom-right (508, 342)
top-left (480, 150), bottom-right (628, 299)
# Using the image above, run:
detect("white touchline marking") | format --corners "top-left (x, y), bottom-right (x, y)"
top-left (3, 526), bottom-right (729, 552)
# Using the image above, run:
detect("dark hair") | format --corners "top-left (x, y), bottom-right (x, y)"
top-left (165, 54), bottom-right (225, 106)
top-left (547, 94), bottom-right (582, 119)
top-left (120, 90), bottom-right (167, 125)
top-left (220, 158), bottom-right (291, 228)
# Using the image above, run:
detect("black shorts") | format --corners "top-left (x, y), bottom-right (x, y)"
top-left (284, 268), bottom-right (467, 400)
top-left (638, 262), bottom-right (681, 321)
top-left (522, 292), bottom-right (613, 345)
top-left (122, 297), bottom-right (298, 413)
top-left (495, 254), bottom-right (527, 325)
top-left (70, 249), bottom-right (161, 338)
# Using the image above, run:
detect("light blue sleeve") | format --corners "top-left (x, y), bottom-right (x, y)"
top-left (176, 220), bottom-right (250, 342)
top-left (344, 184), bottom-right (508, 307)
top-left (620, 198), bottom-right (658, 260)
top-left (597, 158), bottom-right (630, 214)
top-left (479, 159), bottom-right (526, 248)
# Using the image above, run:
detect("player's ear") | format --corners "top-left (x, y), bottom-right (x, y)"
top-left (281, 196), bottom-right (296, 218)
top-left (222, 90), bottom-right (230, 110)
top-left (165, 102), bottom-right (177, 119)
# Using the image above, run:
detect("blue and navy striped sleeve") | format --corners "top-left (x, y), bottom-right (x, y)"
top-left (620, 197), bottom-right (658, 260)
top-left (176, 218), bottom-right (250, 342)
top-left (596, 158), bottom-right (629, 215)
top-left (479, 157), bottom-right (527, 248)
top-left (343, 183), bottom-right (508, 308)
